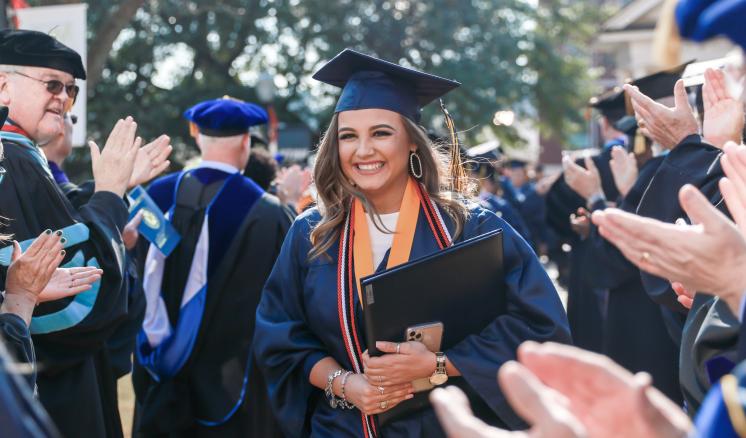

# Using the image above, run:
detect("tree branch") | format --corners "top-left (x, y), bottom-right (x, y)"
top-left (87, 0), bottom-right (145, 94)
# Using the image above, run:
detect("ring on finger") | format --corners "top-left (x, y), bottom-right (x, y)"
top-left (641, 251), bottom-right (651, 262)
top-left (380, 400), bottom-right (388, 410)
top-left (377, 375), bottom-right (383, 383)
top-left (378, 386), bottom-right (384, 395)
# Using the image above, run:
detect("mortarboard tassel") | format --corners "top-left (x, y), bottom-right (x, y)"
top-left (439, 99), bottom-right (467, 194)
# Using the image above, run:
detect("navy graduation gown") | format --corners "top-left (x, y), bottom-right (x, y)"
top-left (254, 204), bottom-right (571, 437)
top-left (584, 155), bottom-right (682, 403)
top-left (0, 138), bottom-right (130, 438)
top-left (479, 193), bottom-right (532, 241)
top-left (132, 168), bottom-right (293, 437)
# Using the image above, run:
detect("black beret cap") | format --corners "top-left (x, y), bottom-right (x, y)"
top-left (0, 29), bottom-right (86, 79)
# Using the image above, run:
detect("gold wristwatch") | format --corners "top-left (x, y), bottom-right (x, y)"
top-left (429, 352), bottom-right (448, 386)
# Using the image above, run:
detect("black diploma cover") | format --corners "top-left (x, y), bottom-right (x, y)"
top-left (361, 229), bottom-right (506, 426)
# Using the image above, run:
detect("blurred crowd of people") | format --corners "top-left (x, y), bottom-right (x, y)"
top-left (2, 0), bottom-right (746, 437)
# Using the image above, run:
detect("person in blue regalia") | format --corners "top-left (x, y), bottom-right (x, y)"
top-left (253, 48), bottom-right (571, 438)
top-left (467, 148), bottom-right (532, 241)
top-left (131, 97), bottom-right (294, 437)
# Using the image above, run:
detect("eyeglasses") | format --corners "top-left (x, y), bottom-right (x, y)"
top-left (13, 72), bottom-right (79, 105)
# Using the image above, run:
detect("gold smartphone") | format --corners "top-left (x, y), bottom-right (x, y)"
top-left (405, 322), bottom-right (444, 392)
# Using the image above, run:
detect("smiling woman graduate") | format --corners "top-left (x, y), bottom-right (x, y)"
top-left (253, 49), bottom-right (571, 438)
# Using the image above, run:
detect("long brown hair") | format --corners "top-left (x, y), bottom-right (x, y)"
top-left (309, 113), bottom-right (473, 260)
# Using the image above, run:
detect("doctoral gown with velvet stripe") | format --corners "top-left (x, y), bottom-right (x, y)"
top-left (584, 155), bottom-right (682, 404)
top-left (0, 139), bottom-right (130, 438)
top-left (634, 136), bottom-right (738, 415)
top-left (254, 204), bottom-right (571, 438)
top-left (132, 168), bottom-right (293, 437)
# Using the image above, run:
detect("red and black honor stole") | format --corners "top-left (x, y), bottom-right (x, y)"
top-left (336, 178), bottom-right (452, 437)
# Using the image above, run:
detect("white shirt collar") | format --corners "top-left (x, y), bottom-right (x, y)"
top-left (194, 160), bottom-right (239, 174)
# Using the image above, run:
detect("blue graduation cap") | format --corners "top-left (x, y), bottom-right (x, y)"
top-left (184, 96), bottom-right (269, 137)
top-left (312, 49), bottom-right (460, 123)
top-left (0, 106), bottom-right (7, 129)
top-left (677, 0), bottom-right (746, 49)
top-left (506, 159), bottom-right (528, 169)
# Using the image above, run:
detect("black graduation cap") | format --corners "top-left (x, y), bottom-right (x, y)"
top-left (0, 29), bottom-right (86, 80)
top-left (590, 61), bottom-right (693, 134)
top-left (312, 49), bottom-right (460, 123)
top-left (589, 87), bottom-right (626, 124)
top-left (629, 61), bottom-right (693, 101)
top-left (0, 106), bottom-right (7, 129)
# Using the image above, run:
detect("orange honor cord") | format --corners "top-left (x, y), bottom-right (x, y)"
top-left (352, 177), bottom-right (421, 303)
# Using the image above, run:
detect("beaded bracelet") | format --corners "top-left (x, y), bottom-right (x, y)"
top-left (339, 371), bottom-right (355, 409)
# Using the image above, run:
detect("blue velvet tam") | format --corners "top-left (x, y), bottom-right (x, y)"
top-left (312, 49), bottom-right (460, 123)
top-left (183, 97), bottom-right (269, 137)
top-left (676, 0), bottom-right (746, 49)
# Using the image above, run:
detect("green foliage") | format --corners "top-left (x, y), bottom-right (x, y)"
top-left (33, 0), bottom-right (604, 177)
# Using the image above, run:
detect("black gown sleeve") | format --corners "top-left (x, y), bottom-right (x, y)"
top-left (0, 142), bottom-right (130, 372)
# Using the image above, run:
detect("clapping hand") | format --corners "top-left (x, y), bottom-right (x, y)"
top-left (2, 231), bottom-right (65, 324)
top-left (122, 211), bottom-right (143, 251)
top-left (431, 361), bottom-right (587, 438)
top-left (128, 134), bottom-right (172, 189)
top-left (563, 156), bottom-right (602, 201)
top-left (591, 185), bottom-right (746, 315)
top-left (38, 266), bottom-right (103, 303)
top-left (720, 142), bottom-right (746, 235)
top-left (517, 342), bottom-right (692, 438)
top-left (609, 146), bottom-right (638, 198)
top-left (624, 80), bottom-right (698, 150)
top-left (90, 117), bottom-right (142, 197)
top-left (276, 165), bottom-right (312, 206)
top-left (702, 68), bottom-right (744, 149)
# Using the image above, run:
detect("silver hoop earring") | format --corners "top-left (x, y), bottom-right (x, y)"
top-left (409, 151), bottom-right (423, 179)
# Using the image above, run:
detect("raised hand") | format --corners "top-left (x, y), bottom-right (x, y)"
top-left (38, 266), bottom-right (103, 302)
top-left (609, 146), bottom-right (638, 198)
top-left (275, 165), bottom-right (312, 206)
top-left (562, 156), bottom-right (602, 201)
top-left (671, 282), bottom-right (694, 310)
top-left (720, 141), bottom-right (746, 234)
top-left (122, 211), bottom-right (143, 251)
top-left (591, 186), bottom-right (746, 315)
top-left (128, 134), bottom-right (172, 189)
top-left (518, 342), bottom-right (692, 438)
top-left (702, 68), bottom-right (744, 149)
top-left (90, 117), bottom-right (142, 197)
top-left (1, 231), bottom-right (65, 324)
top-left (624, 80), bottom-right (698, 150)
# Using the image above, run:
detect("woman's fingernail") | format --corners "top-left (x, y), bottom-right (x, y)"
top-left (60, 250), bottom-right (66, 256)
top-left (54, 230), bottom-right (63, 236)
top-left (45, 229), bottom-right (52, 235)
top-left (60, 237), bottom-right (67, 244)
top-left (406, 394), bottom-right (414, 399)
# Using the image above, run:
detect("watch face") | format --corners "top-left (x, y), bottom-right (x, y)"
top-left (429, 373), bottom-right (448, 386)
